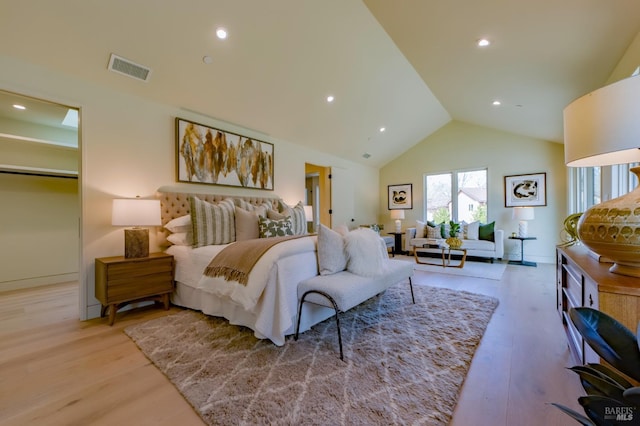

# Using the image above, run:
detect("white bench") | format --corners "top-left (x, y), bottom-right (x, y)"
top-left (294, 259), bottom-right (414, 360)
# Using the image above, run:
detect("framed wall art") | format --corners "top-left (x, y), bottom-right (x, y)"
top-left (504, 172), bottom-right (547, 207)
top-left (175, 117), bottom-right (274, 190)
top-left (388, 183), bottom-right (412, 210)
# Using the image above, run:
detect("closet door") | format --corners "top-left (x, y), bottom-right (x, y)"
top-left (330, 166), bottom-right (355, 229)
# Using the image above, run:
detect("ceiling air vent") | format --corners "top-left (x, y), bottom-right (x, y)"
top-left (107, 54), bottom-right (151, 82)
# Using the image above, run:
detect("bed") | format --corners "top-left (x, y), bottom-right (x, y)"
top-left (157, 187), bottom-right (335, 346)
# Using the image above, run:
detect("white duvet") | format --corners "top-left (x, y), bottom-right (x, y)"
top-left (166, 235), bottom-right (319, 345)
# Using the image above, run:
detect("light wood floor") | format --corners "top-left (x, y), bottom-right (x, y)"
top-left (0, 262), bottom-right (583, 425)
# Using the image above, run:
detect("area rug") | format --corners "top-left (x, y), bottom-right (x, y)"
top-left (396, 254), bottom-right (507, 280)
top-left (125, 285), bottom-right (499, 425)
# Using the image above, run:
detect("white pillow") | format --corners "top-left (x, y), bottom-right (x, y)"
top-left (466, 221), bottom-right (480, 240)
top-left (317, 224), bottom-right (347, 275)
top-left (344, 228), bottom-right (386, 277)
top-left (165, 214), bottom-right (191, 233)
top-left (166, 232), bottom-right (192, 246)
top-left (333, 224), bottom-right (350, 236)
top-left (416, 220), bottom-right (426, 238)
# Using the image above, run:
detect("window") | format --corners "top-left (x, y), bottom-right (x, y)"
top-left (424, 168), bottom-right (487, 223)
top-left (569, 163), bottom-right (638, 214)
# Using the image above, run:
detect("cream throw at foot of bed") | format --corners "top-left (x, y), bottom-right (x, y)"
top-left (204, 235), bottom-right (309, 285)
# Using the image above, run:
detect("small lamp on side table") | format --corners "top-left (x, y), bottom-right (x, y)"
top-left (303, 205), bottom-right (314, 233)
top-left (390, 210), bottom-right (405, 233)
top-left (112, 197), bottom-right (162, 258)
top-left (512, 207), bottom-right (534, 238)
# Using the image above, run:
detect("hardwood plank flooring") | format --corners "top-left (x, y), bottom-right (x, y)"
top-left (0, 263), bottom-right (584, 425)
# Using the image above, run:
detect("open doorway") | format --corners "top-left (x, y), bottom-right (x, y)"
top-left (305, 163), bottom-right (331, 231)
top-left (0, 90), bottom-right (80, 294)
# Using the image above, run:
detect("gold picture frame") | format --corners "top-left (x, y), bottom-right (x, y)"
top-left (175, 117), bottom-right (274, 190)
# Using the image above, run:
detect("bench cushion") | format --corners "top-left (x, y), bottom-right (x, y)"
top-left (298, 259), bottom-right (413, 312)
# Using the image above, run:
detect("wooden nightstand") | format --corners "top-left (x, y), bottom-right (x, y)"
top-left (95, 252), bottom-right (175, 325)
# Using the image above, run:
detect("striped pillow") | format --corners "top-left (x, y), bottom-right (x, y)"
top-left (278, 200), bottom-right (306, 235)
top-left (189, 197), bottom-right (235, 246)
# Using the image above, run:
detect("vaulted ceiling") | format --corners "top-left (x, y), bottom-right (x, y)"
top-left (1, 1), bottom-right (639, 167)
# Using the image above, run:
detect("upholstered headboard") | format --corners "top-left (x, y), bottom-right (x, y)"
top-left (155, 186), bottom-right (282, 245)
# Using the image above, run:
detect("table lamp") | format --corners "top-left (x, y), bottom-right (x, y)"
top-left (303, 205), bottom-right (314, 233)
top-left (112, 197), bottom-right (162, 258)
top-left (563, 75), bottom-right (640, 277)
top-left (390, 210), bottom-right (405, 233)
top-left (512, 207), bottom-right (534, 238)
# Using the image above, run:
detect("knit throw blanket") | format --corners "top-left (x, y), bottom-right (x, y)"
top-left (203, 235), bottom-right (309, 285)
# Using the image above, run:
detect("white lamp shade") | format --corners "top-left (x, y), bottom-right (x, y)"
top-left (303, 205), bottom-right (313, 222)
top-left (390, 210), bottom-right (405, 220)
top-left (512, 207), bottom-right (534, 221)
top-left (564, 76), bottom-right (640, 167)
top-left (112, 198), bottom-right (161, 226)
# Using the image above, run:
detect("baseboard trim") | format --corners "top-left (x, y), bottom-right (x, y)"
top-left (0, 273), bottom-right (78, 293)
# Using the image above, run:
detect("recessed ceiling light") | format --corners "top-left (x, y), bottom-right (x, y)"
top-left (379, 127), bottom-right (386, 132)
top-left (216, 28), bottom-right (228, 39)
top-left (477, 39), bottom-right (490, 47)
top-left (13, 104), bottom-right (26, 110)
top-left (326, 95), bottom-right (334, 103)
top-left (203, 56), bottom-right (213, 64)
top-left (492, 100), bottom-right (501, 106)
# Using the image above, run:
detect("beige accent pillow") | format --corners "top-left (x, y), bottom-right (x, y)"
top-left (317, 224), bottom-right (347, 275)
top-left (416, 220), bottom-right (427, 238)
top-left (267, 209), bottom-right (287, 220)
top-left (426, 224), bottom-right (441, 239)
top-left (235, 206), bottom-right (262, 241)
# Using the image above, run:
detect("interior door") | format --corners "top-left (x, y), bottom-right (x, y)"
top-left (330, 166), bottom-right (355, 229)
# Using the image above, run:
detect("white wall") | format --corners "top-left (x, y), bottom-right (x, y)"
top-left (0, 113), bottom-right (79, 291)
top-left (380, 120), bottom-right (567, 264)
top-left (0, 55), bottom-right (379, 319)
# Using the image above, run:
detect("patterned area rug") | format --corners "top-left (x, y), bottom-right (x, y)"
top-left (125, 284), bottom-right (498, 425)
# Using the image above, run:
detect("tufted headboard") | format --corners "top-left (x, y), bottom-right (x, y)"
top-left (155, 186), bottom-right (282, 244)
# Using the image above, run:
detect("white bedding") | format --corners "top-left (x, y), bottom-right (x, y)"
top-left (166, 235), bottom-right (331, 345)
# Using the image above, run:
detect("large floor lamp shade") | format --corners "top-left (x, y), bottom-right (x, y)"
top-left (112, 198), bottom-right (162, 258)
top-left (563, 75), bottom-right (640, 277)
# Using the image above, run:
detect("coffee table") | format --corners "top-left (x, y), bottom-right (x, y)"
top-left (414, 240), bottom-right (467, 268)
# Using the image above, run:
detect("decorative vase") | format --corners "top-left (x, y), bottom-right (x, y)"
top-left (445, 237), bottom-right (462, 249)
top-left (577, 166), bottom-right (640, 277)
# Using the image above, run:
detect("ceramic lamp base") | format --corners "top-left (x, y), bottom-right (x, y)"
top-left (518, 221), bottom-right (528, 238)
top-left (578, 166), bottom-right (640, 277)
top-left (124, 228), bottom-right (149, 258)
top-left (395, 220), bottom-right (402, 233)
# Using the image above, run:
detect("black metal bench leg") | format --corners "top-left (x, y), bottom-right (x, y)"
top-left (295, 290), bottom-right (344, 361)
top-left (408, 277), bottom-right (415, 304)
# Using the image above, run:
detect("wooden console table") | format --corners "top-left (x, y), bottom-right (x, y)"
top-left (557, 245), bottom-right (640, 364)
